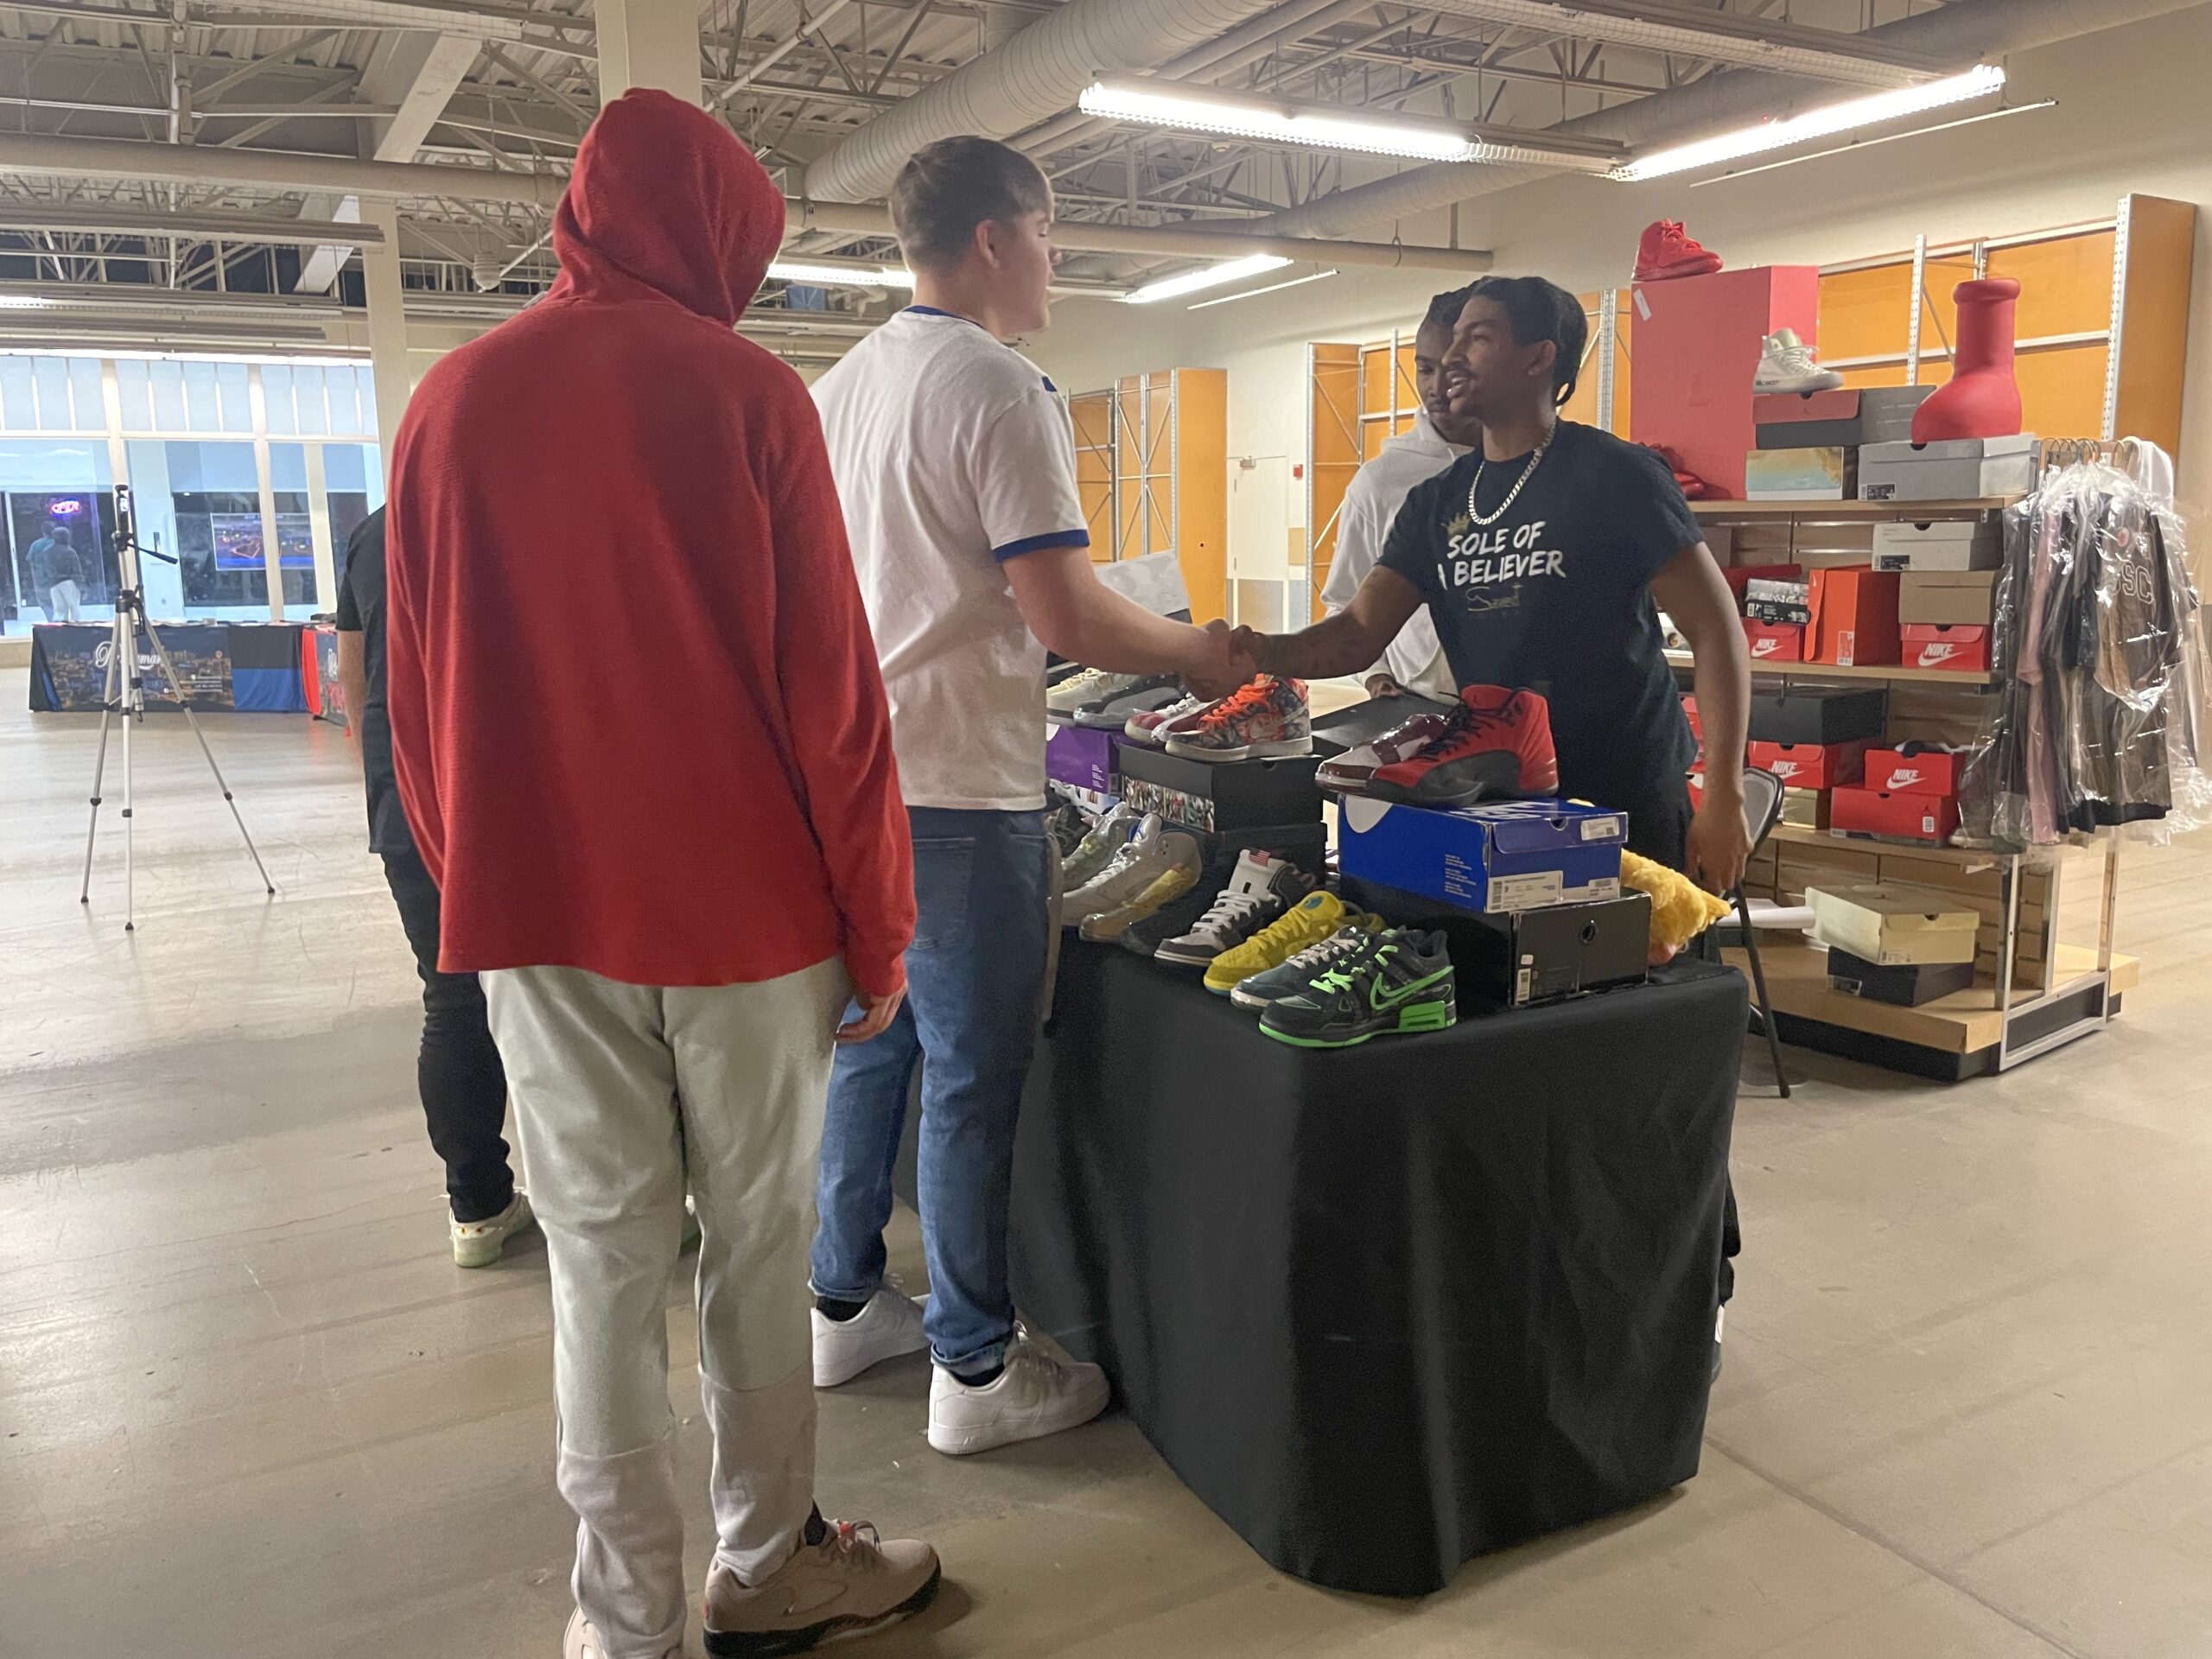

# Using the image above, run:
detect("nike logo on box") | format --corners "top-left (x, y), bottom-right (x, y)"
top-left (1772, 762), bottom-right (1800, 778)
top-left (1920, 645), bottom-right (1959, 664)
top-left (1752, 639), bottom-right (1781, 657)
top-left (1888, 769), bottom-right (1923, 786)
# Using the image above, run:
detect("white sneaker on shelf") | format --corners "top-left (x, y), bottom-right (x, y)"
top-left (1046, 666), bottom-right (1137, 717)
top-left (1063, 816), bottom-right (1200, 923)
top-left (812, 1287), bottom-right (931, 1388)
top-left (1752, 327), bottom-right (1844, 394)
top-left (702, 1522), bottom-right (941, 1657)
top-left (451, 1190), bottom-right (534, 1268)
top-left (927, 1326), bottom-right (1111, 1456)
top-left (563, 1609), bottom-right (679, 1659)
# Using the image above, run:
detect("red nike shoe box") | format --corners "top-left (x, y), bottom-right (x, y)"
top-left (1901, 623), bottom-right (1992, 672)
top-left (1864, 747), bottom-right (1964, 796)
top-left (1808, 568), bottom-right (1902, 667)
top-left (1742, 618), bottom-right (1806, 663)
top-left (1830, 786), bottom-right (1961, 842)
top-left (1747, 738), bottom-right (1871, 789)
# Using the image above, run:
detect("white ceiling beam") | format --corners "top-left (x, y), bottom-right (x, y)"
top-left (294, 29), bottom-right (480, 292)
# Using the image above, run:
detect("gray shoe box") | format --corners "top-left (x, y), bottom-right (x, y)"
top-left (1859, 434), bottom-right (2037, 502)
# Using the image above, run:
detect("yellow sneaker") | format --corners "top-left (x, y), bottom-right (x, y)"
top-left (1203, 889), bottom-right (1352, 996)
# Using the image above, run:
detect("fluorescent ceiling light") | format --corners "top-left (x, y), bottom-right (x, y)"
top-left (1124, 254), bottom-right (1291, 306)
top-left (0, 294), bottom-right (59, 308)
top-left (766, 260), bottom-right (914, 289)
top-left (1185, 269), bottom-right (1338, 309)
top-left (1078, 77), bottom-right (1621, 170)
top-left (1687, 99), bottom-right (2056, 187)
top-left (1615, 63), bottom-right (2005, 181)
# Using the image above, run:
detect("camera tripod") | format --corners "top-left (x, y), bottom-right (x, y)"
top-left (78, 483), bottom-right (275, 931)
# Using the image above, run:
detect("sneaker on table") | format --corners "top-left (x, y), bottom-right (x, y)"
top-left (1045, 666), bottom-right (1139, 718)
top-left (1058, 800), bottom-right (1139, 889)
top-left (702, 1522), bottom-right (942, 1657)
top-left (1064, 816), bottom-right (1200, 923)
top-left (1123, 692), bottom-right (1204, 747)
top-left (1230, 919), bottom-right (1383, 1011)
top-left (927, 1327), bottom-right (1111, 1456)
top-left (451, 1190), bottom-right (534, 1268)
top-left (1367, 684), bottom-right (1560, 809)
top-left (1164, 676), bottom-right (1312, 761)
top-left (1260, 928), bottom-right (1459, 1049)
top-left (1634, 218), bottom-right (1723, 282)
top-left (1314, 709), bottom-right (1452, 796)
top-left (1077, 861), bottom-right (1198, 942)
top-left (1153, 849), bottom-right (1312, 967)
top-left (812, 1285), bottom-right (930, 1388)
top-left (1203, 888), bottom-right (1361, 996)
top-left (1072, 672), bottom-right (1183, 729)
top-left (1752, 327), bottom-right (1844, 395)
top-left (1117, 847), bottom-right (1243, 958)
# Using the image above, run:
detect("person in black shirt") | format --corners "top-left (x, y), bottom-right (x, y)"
top-left (334, 508), bottom-right (531, 1267)
top-left (1241, 275), bottom-right (1752, 889)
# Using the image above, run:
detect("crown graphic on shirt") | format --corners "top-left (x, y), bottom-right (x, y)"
top-left (1445, 512), bottom-right (1471, 537)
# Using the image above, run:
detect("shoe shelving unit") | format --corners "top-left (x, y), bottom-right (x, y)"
top-left (1679, 494), bottom-right (2135, 1081)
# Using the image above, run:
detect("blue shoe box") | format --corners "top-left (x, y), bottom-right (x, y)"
top-left (1338, 797), bottom-right (1627, 913)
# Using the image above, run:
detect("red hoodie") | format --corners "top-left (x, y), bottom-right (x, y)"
top-left (385, 89), bottom-right (913, 997)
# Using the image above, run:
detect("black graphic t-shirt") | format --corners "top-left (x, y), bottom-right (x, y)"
top-left (1378, 419), bottom-right (1701, 812)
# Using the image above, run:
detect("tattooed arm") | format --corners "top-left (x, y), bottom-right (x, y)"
top-left (1239, 566), bottom-right (1428, 682)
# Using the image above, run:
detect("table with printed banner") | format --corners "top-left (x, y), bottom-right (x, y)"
top-left (1006, 941), bottom-right (1745, 1597)
top-left (27, 621), bottom-right (311, 714)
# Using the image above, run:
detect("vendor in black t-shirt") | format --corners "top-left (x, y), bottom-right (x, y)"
top-left (1240, 275), bottom-right (1753, 890)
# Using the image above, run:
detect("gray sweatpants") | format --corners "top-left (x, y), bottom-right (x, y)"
top-left (482, 957), bottom-right (849, 1659)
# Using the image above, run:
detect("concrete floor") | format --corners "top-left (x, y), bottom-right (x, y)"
top-left (4, 670), bottom-right (2211, 1659)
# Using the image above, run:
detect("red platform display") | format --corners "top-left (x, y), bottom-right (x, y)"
top-left (1630, 266), bottom-right (1821, 499)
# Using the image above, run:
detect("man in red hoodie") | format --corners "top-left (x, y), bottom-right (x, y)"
top-left (385, 91), bottom-right (938, 1659)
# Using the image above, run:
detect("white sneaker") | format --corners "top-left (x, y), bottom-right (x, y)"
top-left (927, 1327), bottom-right (1111, 1456)
top-left (812, 1287), bottom-right (930, 1388)
top-left (703, 1521), bottom-right (940, 1656)
top-left (451, 1190), bottom-right (534, 1268)
top-left (1046, 666), bottom-right (1137, 717)
top-left (1753, 327), bottom-right (1843, 394)
top-left (563, 1609), bottom-right (678, 1659)
top-left (1064, 816), bottom-right (1201, 922)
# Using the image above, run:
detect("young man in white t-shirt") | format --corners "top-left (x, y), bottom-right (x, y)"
top-left (810, 136), bottom-right (1249, 1454)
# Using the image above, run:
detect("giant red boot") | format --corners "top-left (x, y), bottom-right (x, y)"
top-left (1912, 277), bottom-right (2024, 442)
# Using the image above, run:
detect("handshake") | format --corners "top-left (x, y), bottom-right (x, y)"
top-left (1185, 619), bottom-right (1270, 702)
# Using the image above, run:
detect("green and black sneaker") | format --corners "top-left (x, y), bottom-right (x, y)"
top-left (1258, 928), bottom-right (1458, 1048)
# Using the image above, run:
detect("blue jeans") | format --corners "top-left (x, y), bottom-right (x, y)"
top-left (810, 806), bottom-right (1052, 1373)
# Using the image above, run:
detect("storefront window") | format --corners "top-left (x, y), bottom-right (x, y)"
top-left (321, 442), bottom-right (382, 596)
top-left (124, 439), bottom-right (270, 621)
top-left (0, 439), bottom-right (118, 637)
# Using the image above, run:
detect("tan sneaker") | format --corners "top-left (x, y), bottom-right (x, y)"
top-left (451, 1191), bottom-right (534, 1268)
top-left (563, 1609), bottom-right (678, 1659)
top-left (702, 1521), bottom-right (940, 1656)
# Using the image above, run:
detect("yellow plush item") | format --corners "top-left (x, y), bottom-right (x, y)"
top-left (1621, 849), bottom-right (1732, 955)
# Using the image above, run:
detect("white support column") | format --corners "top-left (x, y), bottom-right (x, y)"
top-left (598, 0), bottom-right (702, 102)
top-left (303, 444), bottom-right (338, 613)
top-left (246, 365), bottom-right (284, 624)
top-left (360, 198), bottom-right (412, 487)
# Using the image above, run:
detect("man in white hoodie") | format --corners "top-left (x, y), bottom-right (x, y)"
top-left (1319, 284), bottom-right (1484, 703)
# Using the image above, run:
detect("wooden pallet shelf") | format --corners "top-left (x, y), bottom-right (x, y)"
top-left (1726, 941), bottom-right (2137, 1056)
top-left (1690, 496), bottom-right (2019, 521)
top-left (1663, 650), bottom-right (1998, 687)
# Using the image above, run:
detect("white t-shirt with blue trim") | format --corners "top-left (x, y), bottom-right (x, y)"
top-left (813, 307), bottom-right (1089, 811)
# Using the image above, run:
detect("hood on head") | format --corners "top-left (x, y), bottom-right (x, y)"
top-left (552, 89), bottom-right (785, 325)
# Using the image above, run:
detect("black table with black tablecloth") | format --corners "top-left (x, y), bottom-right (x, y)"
top-left (1007, 942), bottom-right (1746, 1598)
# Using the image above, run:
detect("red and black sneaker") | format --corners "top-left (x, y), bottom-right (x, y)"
top-left (1634, 219), bottom-right (1723, 283)
top-left (1365, 684), bottom-right (1560, 808)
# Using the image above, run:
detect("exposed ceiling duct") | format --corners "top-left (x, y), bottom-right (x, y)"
top-left (1414, 0), bottom-right (1958, 89)
top-left (1241, 0), bottom-right (2212, 241)
top-left (798, 0), bottom-right (1293, 204)
top-left (0, 133), bottom-right (1493, 273)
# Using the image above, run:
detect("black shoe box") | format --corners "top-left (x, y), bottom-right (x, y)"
top-left (1311, 692), bottom-right (1457, 759)
top-left (1749, 688), bottom-right (1889, 746)
top-left (1117, 743), bottom-right (1323, 833)
top-left (1343, 877), bottom-right (1651, 1009)
top-left (1825, 946), bottom-right (1975, 1007)
top-left (1191, 822), bottom-right (1330, 884)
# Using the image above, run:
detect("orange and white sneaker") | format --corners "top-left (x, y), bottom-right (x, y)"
top-left (1162, 677), bottom-right (1311, 761)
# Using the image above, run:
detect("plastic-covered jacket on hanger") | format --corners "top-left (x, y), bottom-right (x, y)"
top-left (1964, 440), bottom-right (2209, 849)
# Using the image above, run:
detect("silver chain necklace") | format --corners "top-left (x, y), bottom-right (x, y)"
top-left (1465, 429), bottom-right (1553, 527)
